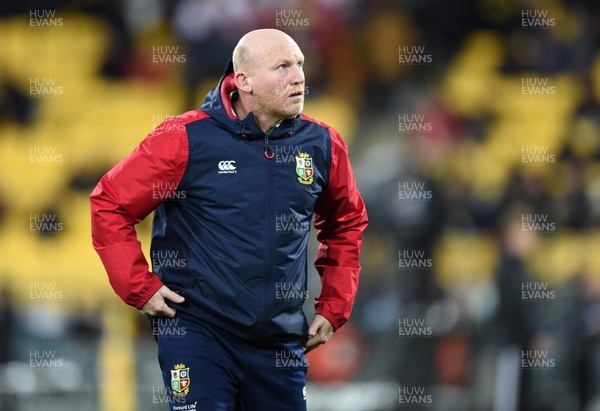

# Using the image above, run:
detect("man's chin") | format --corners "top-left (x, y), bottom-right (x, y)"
top-left (280, 105), bottom-right (304, 119)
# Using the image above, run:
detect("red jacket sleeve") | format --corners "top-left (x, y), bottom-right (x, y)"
top-left (313, 128), bottom-right (368, 330)
top-left (90, 117), bottom-right (189, 309)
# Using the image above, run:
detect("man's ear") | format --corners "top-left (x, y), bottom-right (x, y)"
top-left (234, 71), bottom-right (252, 93)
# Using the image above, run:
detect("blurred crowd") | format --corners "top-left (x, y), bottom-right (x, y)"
top-left (2, 0), bottom-right (600, 410)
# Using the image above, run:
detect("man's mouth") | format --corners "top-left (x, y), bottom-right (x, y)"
top-left (289, 90), bottom-right (304, 98)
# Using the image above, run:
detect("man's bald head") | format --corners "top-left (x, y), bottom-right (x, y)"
top-left (230, 28), bottom-right (305, 131)
top-left (232, 29), bottom-right (300, 73)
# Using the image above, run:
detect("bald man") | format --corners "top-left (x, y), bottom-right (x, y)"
top-left (91, 29), bottom-right (367, 410)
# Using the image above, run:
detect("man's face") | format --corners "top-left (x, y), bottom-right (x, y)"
top-left (248, 42), bottom-right (305, 122)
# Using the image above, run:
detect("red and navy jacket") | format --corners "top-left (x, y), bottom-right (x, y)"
top-left (90, 60), bottom-right (368, 341)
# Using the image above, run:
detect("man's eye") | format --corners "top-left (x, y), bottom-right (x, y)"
top-left (277, 64), bottom-right (287, 70)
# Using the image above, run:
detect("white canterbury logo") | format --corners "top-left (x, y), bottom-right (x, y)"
top-left (218, 160), bottom-right (237, 174)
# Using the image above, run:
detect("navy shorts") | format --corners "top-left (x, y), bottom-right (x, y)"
top-left (152, 313), bottom-right (308, 411)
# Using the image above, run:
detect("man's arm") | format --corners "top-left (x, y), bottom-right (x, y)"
top-left (310, 128), bottom-right (368, 333)
top-left (90, 117), bottom-right (189, 311)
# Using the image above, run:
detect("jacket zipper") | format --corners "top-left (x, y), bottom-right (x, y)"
top-left (263, 125), bottom-right (276, 282)
top-left (263, 132), bottom-right (275, 159)
top-left (255, 126), bottom-right (276, 336)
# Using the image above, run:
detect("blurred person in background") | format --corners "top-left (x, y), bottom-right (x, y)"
top-left (90, 28), bottom-right (367, 410)
top-left (0, 287), bottom-right (15, 410)
top-left (493, 209), bottom-right (538, 411)
top-left (173, 0), bottom-right (257, 109)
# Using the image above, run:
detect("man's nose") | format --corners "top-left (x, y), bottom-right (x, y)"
top-left (290, 65), bottom-right (305, 84)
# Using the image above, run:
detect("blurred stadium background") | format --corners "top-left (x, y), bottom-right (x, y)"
top-left (2, 0), bottom-right (600, 410)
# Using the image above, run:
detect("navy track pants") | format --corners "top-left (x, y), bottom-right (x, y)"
top-left (153, 313), bottom-right (308, 411)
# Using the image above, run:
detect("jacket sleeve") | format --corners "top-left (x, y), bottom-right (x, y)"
top-left (90, 117), bottom-right (189, 309)
top-left (313, 128), bottom-right (368, 331)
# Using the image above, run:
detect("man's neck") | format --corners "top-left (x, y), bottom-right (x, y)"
top-left (232, 99), bottom-right (279, 134)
